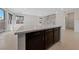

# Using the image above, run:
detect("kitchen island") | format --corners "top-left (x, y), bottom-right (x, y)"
top-left (15, 25), bottom-right (61, 50)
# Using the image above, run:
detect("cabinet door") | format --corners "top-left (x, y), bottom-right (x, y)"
top-left (45, 29), bottom-right (54, 49)
top-left (53, 27), bottom-right (60, 43)
top-left (26, 31), bottom-right (45, 50)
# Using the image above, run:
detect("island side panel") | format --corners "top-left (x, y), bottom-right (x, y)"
top-left (18, 33), bottom-right (25, 50)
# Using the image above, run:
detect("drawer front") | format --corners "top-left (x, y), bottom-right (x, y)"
top-left (26, 31), bottom-right (44, 39)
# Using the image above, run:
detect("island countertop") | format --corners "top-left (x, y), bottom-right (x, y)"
top-left (15, 25), bottom-right (61, 34)
top-left (15, 25), bottom-right (61, 50)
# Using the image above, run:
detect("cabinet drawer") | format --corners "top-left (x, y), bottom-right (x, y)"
top-left (26, 31), bottom-right (44, 38)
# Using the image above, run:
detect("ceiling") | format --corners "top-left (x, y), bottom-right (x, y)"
top-left (8, 8), bottom-right (75, 16)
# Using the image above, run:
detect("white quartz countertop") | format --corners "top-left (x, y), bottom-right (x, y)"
top-left (15, 25), bottom-right (61, 34)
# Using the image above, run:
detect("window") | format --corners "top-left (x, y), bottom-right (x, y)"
top-left (16, 16), bottom-right (24, 24)
top-left (8, 13), bottom-right (13, 24)
top-left (0, 8), bottom-right (5, 21)
top-left (0, 8), bottom-right (5, 32)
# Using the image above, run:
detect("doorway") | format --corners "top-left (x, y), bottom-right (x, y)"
top-left (65, 12), bottom-right (74, 30)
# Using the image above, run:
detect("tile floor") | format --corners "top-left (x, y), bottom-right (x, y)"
top-left (0, 31), bottom-right (18, 50)
top-left (0, 29), bottom-right (79, 50)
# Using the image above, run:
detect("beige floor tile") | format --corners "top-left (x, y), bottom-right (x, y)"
top-left (0, 31), bottom-right (18, 50)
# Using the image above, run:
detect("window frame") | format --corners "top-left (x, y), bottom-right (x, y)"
top-left (8, 13), bottom-right (13, 24)
top-left (16, 16), bottom-right (24, 24)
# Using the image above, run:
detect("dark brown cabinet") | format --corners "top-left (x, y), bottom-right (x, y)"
top-left (53, 27), bottom-right (60, 43)
top-left (26, 31), bottom-right (45, 50)
top-left (26, 27), bottom-right (60, 50)
top-left (45, 29), bottom-right (54, 49)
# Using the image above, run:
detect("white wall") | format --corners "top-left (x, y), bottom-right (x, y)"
top-left (56, 11), bottom-right (65, 30)
top-left (24, 15), bottom-right (40, 27)
top-left (24, 12), bottom-right (65, 30)
top-left (74, 9), bottom-right (79, 32)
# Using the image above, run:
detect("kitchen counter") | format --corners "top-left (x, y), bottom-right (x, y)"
top-left (15, 25), bottom-right (61, 50)
top-left (15, 25), bottom-right (61, 34)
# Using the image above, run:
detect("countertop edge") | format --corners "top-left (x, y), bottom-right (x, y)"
top-left (15, 26), bottom-right (61, 35)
